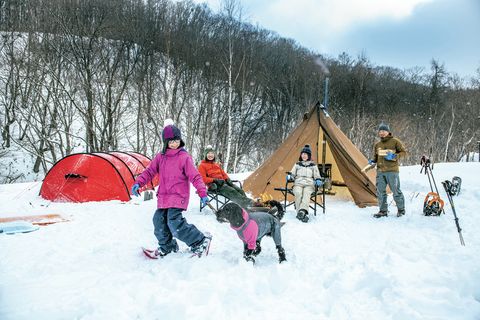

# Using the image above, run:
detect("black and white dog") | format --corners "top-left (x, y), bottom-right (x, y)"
top-left (215, 201), bottom-right (286, 264)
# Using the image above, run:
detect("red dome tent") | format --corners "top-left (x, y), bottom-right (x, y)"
top-left (40, 152), bottom-right (158, 203)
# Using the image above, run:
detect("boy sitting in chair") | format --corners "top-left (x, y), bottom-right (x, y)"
top-left (287, 144), bottom-right (322, 223)
top-left (198, 145), bottom-right (257, 210)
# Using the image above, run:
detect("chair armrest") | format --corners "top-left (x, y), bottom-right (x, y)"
top-left (231, 179), bottom-right (242, 189)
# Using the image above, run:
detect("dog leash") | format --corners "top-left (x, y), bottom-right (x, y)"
top-left (206, 202), bottom-right (218, 214)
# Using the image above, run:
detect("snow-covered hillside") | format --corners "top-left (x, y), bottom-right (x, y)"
top-left (1, 163), bottom-right (480, 320)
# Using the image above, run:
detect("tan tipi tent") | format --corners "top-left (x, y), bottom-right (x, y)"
top-left (243, 103), bottom-right (378, 208)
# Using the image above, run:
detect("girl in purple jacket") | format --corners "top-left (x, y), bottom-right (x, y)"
top-left (131, 119), bottom-right (211, 257)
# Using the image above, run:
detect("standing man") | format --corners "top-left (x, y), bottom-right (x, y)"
top-left (368, 123), bottom-right (407, 218)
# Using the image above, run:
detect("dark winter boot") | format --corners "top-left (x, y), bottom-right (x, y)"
top-left (191, 232), bottom-right (212, 257)
top-left (252, 241), bottom-right (262, 256)
top-left (296, 209), bottom-right (307, 221)
top-left (301, 212), bottom-right (309, 223)
top-left (155, 241), bottom-right (179, 258)
top-left (397, 210), bottom-right (405, 217)
top-left (154, 246), bottom-right (173, 258)
top-left (276, 245), bottom-right (286, 263)
top-left (373, 211), bottom-right (388, 218)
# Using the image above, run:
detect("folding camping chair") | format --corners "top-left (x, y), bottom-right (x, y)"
top-left (274, 171), bottom-right (326, 215)
top-left (199, 180), bottom-right (243, 212)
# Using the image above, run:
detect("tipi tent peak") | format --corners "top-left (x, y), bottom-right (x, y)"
top-left (243, 103), bottom-right (377, 208)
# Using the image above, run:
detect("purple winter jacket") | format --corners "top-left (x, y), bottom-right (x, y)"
top-left (134, 148), bottom-right (208, 210)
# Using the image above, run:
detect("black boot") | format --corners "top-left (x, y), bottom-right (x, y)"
top-left (301, 212), bottom-right (309, 223)
top-left (296, 209), bottom-right (307, 221)
top-left (276, 245), bottom-right (286, 263)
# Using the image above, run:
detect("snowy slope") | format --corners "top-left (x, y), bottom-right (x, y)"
top-left (1, 163), bottom-right (479, 320)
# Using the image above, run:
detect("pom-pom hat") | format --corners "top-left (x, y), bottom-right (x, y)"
top-left (299, 144), bottom-right (312, 161)
top-left (161, 119), bottom-right (185, 154)
top-left (204, 145), bottom-right (216, 161)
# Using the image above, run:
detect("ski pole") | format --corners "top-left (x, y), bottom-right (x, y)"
top-left (442, 180), bottom-right (465, 246)
top-left (428, 166), bottom-right (442, 199)
top-left (421, 155), bottom-right (445, 214)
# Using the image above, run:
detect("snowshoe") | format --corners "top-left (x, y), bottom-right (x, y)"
top-left (142, 242), bottom-right (179, 259)
top-left (443, 176), bottom-right (462, 197)
top-left (423, 192), bottom-right (444, 216)
top-left (397, 210), bottom-right (405, 217)
top-left (452, 176), bottom-right (462, 196)
top-left (142, 247), bottom-right (169, 259)
top-left (190, 232), bottom-right (212, 257)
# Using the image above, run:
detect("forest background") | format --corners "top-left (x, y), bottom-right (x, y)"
top-left (1, 0), bottom-right (479, 183)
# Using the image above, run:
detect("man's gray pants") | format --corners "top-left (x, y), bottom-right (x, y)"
top-left (376, 171), bottom-right (405, 212)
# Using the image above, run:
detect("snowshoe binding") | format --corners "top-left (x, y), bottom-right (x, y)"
top-left (142, 242), bottom-right (179, 259)
top-left (423, 192), bottom-right (444, 216)
top-left (142, 247), bottom-right (169, 259)
top-left (190, 232), bottom-right (212, 258)
top-left (445, 177), bottom-right (462, 197)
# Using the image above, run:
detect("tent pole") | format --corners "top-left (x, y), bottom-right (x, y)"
top-left (322, 77), bottom-right (329, 214)
top-left (324, 76), bottom-right (328, 111)
top-left (318, 102), bottom-right (327, 214)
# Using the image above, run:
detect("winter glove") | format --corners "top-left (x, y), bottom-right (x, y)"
top-left (286, 175), bottom-right (293, 182)
top-left (315, 179), bottom-right (322, 187)
top-left (384, 152), bottom-right (396, 161)
top-left (225, 178), bottom-right (234, 186)
top-left (131, 184), bottom-right (140, 197)
top-left (200, 196), bottom-right (209, 208)
top-left (213, 179), bottom-right (224, 186)
top-left (368, 159), bottom-right (376, 165)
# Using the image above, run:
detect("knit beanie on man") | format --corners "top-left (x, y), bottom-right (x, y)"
top-left (378, 123), bottom-right (390, 132)
top-left (161, 119), bottom-right (185, 155)
top-left (299, 144), bottom-right (312, 161)
top-left (204, 145), bottom-right (216, 161)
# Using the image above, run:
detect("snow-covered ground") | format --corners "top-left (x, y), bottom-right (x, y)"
top-left (1, 163), bottom-right (480, 320)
